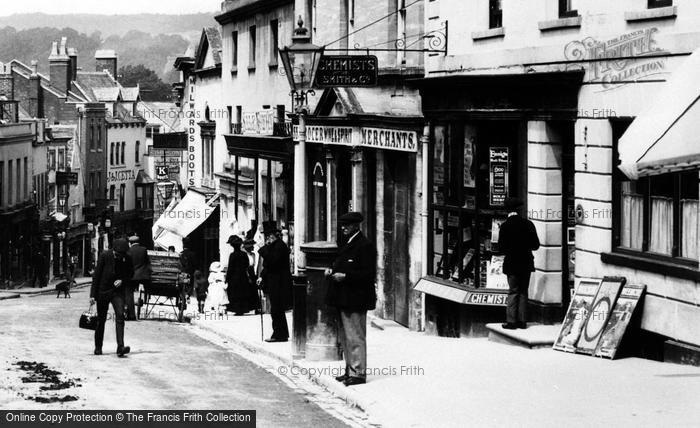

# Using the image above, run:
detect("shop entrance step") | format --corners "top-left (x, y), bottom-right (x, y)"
top-left (486, 323), bottom-right (560, 349)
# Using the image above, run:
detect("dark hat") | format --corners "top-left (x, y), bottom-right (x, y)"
top-left (262, 220), bottom-right (279, 236)
top-left (339, 211), bottom-right (364, 224)
top-left (113, 238), bottom-right (129, 254)
top-left (227, 235), bottom-right (243, 246)
top-left (128, 235), bottom-right (140, 243)
top-left (504, 197), bottom-right (524, 210)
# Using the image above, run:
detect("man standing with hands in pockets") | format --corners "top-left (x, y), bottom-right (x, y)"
top-left (325, 212), bottom-right (376, 386)
top-left (90, 238), bottom-right (134, 357)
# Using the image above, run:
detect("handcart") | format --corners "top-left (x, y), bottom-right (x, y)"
top-left (137, 250), bottom-right (189, 322)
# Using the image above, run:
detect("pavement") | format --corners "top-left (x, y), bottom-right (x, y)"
top-left (190, 308), bottom-right (700, 428)
top-left (0, 276), bottom-right (92, 298)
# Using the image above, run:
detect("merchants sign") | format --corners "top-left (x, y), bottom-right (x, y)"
top-left (315, 55), bottom-right (378, 87)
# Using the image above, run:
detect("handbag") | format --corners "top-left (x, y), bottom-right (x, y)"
top-left (79, 302), bottom-right (98, 330)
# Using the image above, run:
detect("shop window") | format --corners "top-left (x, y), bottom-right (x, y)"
top-left (559, 0), bottom-right (578, 18)
top-left (489, 0), bottom-right (502, 29)
top-left (648, 0), bottom-right (672, 8)
top-left (48, 149), bottom-right (56, 170)
top-left (429, 122), bottom-right (517, 288)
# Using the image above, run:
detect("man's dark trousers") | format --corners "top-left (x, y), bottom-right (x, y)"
top-left (506, 272), bottom-right (531, 325)
top-left (95, 290), bottom-right (126, 350)
top-left (270, 295), bottom-right (289, 340)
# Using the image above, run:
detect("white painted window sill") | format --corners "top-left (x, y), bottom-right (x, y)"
top-left (538, 16), bottom-right (582, 31)
top-left (471, 27), bottom-right (505, 41)
top-left (625, 6), bottom-right (677, 22)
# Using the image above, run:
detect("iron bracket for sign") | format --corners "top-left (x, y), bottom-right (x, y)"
top-left (323, 21), bottom-right (448, 55)
top-left (290, 89), bottom-right (315, 112)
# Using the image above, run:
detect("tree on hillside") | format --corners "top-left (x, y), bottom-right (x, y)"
top-left (118, 64), bottom-right (172, 102)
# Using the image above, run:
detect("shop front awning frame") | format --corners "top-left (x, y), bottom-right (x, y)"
top-left (223, 133), bottom-right (293, 162)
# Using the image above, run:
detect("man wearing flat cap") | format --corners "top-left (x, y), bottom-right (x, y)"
top-left (257, 221), bottom-right (293, 341)
top-left (127, 235), bottom-right (151, 320)
top-left (90, 238), bottom-right (134, 357)
top-left (497, 197), bottom-right (540, 330)
top-left (326, 211), bottom-right (376, 386)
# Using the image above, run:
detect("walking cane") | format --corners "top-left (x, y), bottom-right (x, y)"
top-left (257, 287), bottom-right (264, 341)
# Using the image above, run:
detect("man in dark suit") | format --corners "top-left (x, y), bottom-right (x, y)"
top-left (128, 235), bottom-right (151, 320)
top-left (326, 212), bottom-right (376, 386)
top-left (497, 197), bottom-right (540, 330)
top-left (256, 222), bottom-right (293, 342)
top-left (90, 238), bottom-right (134, 357)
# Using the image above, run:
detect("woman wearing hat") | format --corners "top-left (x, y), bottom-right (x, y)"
top-left (225, 235), bottom-right (258, 315)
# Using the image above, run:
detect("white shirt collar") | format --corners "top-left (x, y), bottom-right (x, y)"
top-left (508, 212), bottom-right (518, 218)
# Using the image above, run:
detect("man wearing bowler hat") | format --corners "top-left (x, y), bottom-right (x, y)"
top-left (325, 211), bottom-right (376, 386)
top-left (257, 221), bottom-right (293, 342)
top-left (497, 197), bottom-right (540, 330)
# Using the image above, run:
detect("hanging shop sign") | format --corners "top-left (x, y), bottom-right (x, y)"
top-left (293, 125), bottom-right (418, 152)
top-left (315, 55), bottom-right (378, 87)
top-left (242, 110), bottom-right (274, 135)
top-left (156, 166), bottom-right (170, 181)
top-left (489, 147), bottom-right (509, 206)
top-left (56, 171), bottom-right (78, 185)
top-left (148, 148), bottom-right (186, 157)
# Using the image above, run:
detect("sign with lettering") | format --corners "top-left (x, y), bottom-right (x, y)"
top-left (56, 171), bottom-right (78, 185)
top-left (156, 166), bottom-right (169, 180)
top-left (242, 110), bottom-right (274, 135)
top-left (315, 55), bottom-right (378, 87)
top-left (464, 291), bottom-right (507, 306)
top-left (148, 148), bottom-right (185, 157)
top-left (489, 147), bottom-right (509, 206)
top-left (564, 27), bottom-right (667, 91)
top-left (293, 125), bottom-right (418, 152)
top-left (107, 169), bottom-right (137, 183)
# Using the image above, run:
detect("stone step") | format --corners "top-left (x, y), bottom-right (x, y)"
top-left (486, 322), bottom-right (560, 349)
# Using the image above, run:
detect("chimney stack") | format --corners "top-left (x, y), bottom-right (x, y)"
top-left (29, 60), bottom-right (42, 118)
top-left (95, 50), bottom-right (118, 79)
top-left (49, 37), bottom-right (70, 96)
top-left (68, 48), bottom-right (78, 82)
top-left (0, 62), bottom-right (14, 100)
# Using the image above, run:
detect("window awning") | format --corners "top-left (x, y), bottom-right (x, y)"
top-left (618, 49), bottom-right (700, 180)
top-left (414, 277), bottom-right (508, 306)
top-left (151, 189), bottom-right (219, 250)
top-left (224, 134), bottom-right (293, 162)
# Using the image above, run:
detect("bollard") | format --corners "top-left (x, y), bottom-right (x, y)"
top-left (301, 241), bottom-right (342, 361)
top-left (292, 274), bottom-right (307, 359)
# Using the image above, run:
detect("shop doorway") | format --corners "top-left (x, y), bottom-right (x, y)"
top-left (335, 151), bottom-right (352, 244)
top-left (385, 152), bottom-right (410, 326)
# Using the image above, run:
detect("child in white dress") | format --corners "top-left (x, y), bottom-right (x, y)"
top-left (205, 262), bottom-right (229, 316)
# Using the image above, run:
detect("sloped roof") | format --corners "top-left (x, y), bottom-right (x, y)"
top-left (314, 87), bottom-right (422, 117)
top-left (137, 101), bottom-right (182, 132)
top-left (106, 103), bottom-right (145, 125)
top-left (195, 27), bottom-right (222, 70)
top-left (92, 87), bottom-right (121, 102)
top-left (10, 59), bottom-right (86, 103)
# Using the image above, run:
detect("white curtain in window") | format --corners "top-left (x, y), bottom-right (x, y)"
top-left (650, 196), bottom-right (673, 255)
top-left (681, 199), bottom-right (699, 259)
top-left (621, 193), bottom-right (643, 250)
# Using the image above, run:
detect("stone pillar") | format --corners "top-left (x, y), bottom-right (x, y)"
top-left (350, 147), bottom-right (364, 215)
top-left (301, 241), bottom-right (342, 361)
top-left (374, 150), bottom-right (386, 318)
top-left (527, 121), bottom-right (563, 323)
top-left (325, 149), bottom-right (335, 242)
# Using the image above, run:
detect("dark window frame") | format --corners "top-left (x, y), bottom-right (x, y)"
top-left (559, 0), bottom-right (578, 18)
top-left (249, 25), bottom-right (257, 70)
top-left (232, 30), bottom-right (239, 71)
top-left (269, 19), bottom-right (279, 67)
top-left (648, 0), bottom-right (672, 9)
top-left (489, 0), bottom-right (503, 29)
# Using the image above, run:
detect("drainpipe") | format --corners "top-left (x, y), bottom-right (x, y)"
top-left (420, 121), bottom-right (430, 331)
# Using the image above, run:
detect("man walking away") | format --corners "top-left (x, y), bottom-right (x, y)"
top-left (497, 197), bottom-right (540, 330)
top-left (128, 235), bottom-right (151, 320)
top-left (90, 238), bottom-right (134, 357)
top-left (326, 212), bottom-right (376, 386)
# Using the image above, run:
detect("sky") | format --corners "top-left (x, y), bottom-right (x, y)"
top-left (0, 0), bottom-right (222, 16)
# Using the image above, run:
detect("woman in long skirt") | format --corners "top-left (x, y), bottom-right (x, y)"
top-left (225, 235), bottom-right (259, 315)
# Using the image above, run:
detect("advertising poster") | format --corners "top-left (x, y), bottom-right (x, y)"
top-left (485, 255), bottom-right (509, 289)
top-left (553, 279), bottom-right (601, 353)
top-left (489, 147), bottom-right (509, 206)
top-left (594, 284), bottom-right (646, 359)
top-left (575, 276), bottom-right (626, 355)
top-left (490, 218), bottom-right (505, 244)
top-left (463, 128), bottom-right (476, 188)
